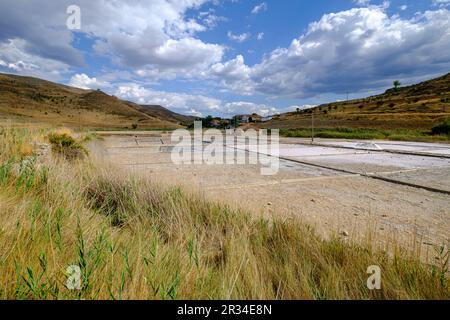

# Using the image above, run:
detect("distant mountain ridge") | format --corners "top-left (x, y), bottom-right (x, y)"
top-left (0, 73), bottom-right (189, 129)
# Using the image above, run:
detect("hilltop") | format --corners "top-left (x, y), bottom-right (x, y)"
top-left (0, 73), bottom-right (183, 129)
top-left (259, 73), bottom-right (450, 130)
top-left (136, 105), bottom-right (195, 126)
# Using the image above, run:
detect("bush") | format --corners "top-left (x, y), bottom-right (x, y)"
top-left (48, 130), bottom-right (87, 159)
top-left (432, 119), bottom-right (450, 135)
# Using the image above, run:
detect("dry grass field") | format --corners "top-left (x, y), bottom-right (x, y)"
top-left (0, 125), bottom-right (448, 300)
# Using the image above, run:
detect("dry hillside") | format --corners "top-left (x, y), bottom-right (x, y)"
top-left (261, 73), bottom-right (450, 130)
top-left (136, 105), bottom-right (195, 126)
top-left (0, 73), bottom-right (182, 129)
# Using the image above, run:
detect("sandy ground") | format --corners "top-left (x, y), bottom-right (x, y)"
top-left (90, 132), bottom-right (450, 261)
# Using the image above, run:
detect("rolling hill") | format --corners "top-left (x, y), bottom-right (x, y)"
top-left (136, 105), bottom-right (195, 126)
top-left (0, 73), bottom-right (183, 129)
top-left (259, 73), bottom-right (450, 130)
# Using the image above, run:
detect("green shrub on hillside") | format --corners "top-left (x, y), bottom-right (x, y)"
top-left (432, 119), bottom-right (450, 135)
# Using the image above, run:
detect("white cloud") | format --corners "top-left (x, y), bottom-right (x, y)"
top-left (354, 0), bottom-right (370, 6)
top-left (0, 1), bottom-right (83, 68)
top-left (0, 0), bottom-right (225, 80)
top-left (251, 2), bottom-right (268, 15)
top-left (69, 73), bottom-right (110, 90)
top-left (433, 0), bottom-right (450, 7)
top-left (227, 31), bottom-right (251, 43)
top-left (222, 102), bottom-right (277, 117)
top-left (286, 105), bottom-right (317, 112)
top-left (84, 0), bottom-right (225, 76)
top-left (115, 83), bottom-right (221, 117)
top-left (210, 55), bottom-right (254, 95)
top-left (257, 32), bottom-right (265, 40)
top-left (115, 83), bottom-right (276, 117)
top-left (199, 9), bottom-right (228, 29)
top-left (211, 7), bottom-right (450, 98)
top-left (0, 38), bottom-right (70, 81)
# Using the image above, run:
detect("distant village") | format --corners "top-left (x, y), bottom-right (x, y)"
top-left (193, 113), bottom-right (274, 129)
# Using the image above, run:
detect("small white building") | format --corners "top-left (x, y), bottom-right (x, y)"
top-left (237, 114), bottom-right (263, 123)
top-left (239, 115), bottom-right (250, 123)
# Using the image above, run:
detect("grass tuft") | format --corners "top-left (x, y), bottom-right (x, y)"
top-left (47, 130), bottom-right (87, 160)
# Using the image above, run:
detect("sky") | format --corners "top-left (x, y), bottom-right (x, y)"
top-left (0, 0), bottom-right (449, 118)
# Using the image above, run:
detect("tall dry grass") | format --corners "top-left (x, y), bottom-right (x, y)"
top-left (0, 126), bottom-right (448, 300)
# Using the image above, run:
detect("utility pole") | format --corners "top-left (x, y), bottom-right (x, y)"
top-left (311, 109), bottom-right (315, 144)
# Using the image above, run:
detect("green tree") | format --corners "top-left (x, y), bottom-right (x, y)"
top-left (393, 80), bottom-right (401, 91)
top-left (231, 116), bottom-right (241, 128)
top-left (203, 115), bottom-right (214, 128)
